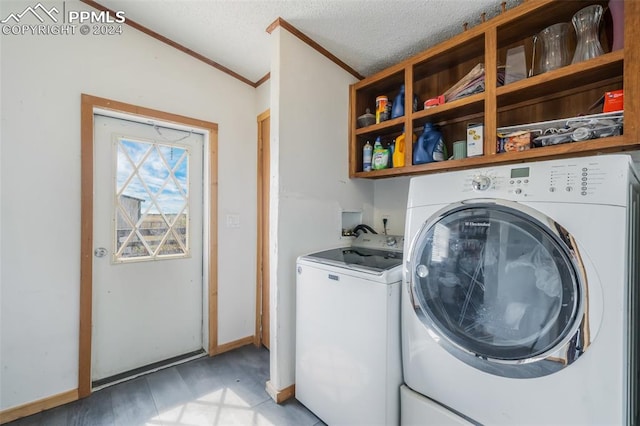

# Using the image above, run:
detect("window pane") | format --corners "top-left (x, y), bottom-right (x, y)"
top-left (115, 138), bottom-right (190, 262)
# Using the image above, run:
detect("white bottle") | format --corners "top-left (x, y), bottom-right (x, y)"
top-left (363, 140), bottom-right (373, 172)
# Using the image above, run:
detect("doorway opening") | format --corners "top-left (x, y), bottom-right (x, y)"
top-left (256, 109), bottom-right (270, 349)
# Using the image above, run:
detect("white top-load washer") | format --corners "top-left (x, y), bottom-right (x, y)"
top-left (296, 233), bottom-right (404, 426)
top-left (402, 155), bottom-right (640, 425)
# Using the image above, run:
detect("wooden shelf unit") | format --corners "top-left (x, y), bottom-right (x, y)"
top-left (349, 0), bottom-right (640, 178)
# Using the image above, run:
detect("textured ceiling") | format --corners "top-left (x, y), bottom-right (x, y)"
top-left (97, 0), bottom-right (523, 85)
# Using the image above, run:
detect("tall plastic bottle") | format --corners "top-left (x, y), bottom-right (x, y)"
top-left (393, 128), bottom-right (406, 168)
top-left (414, 123), bottom-right (446, 164)
top-left (363, 140), bottom-right (373, 171)
top-left (391, 85), bottom-right (405, 119)
top-left (413, 130), bottom-right (429, 165)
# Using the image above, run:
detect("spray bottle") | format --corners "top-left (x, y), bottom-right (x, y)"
top-left (363, 140), bottom-right (373, 172)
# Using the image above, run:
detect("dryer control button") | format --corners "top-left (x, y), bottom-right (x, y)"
top-left (471, 175), bottom-right (491, 191)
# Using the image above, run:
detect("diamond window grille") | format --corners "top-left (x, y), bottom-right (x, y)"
top-left (115, 138), bottom-right (190, 261)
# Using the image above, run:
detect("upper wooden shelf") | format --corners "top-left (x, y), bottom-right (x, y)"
top-left (496, 50), bottom-right (624, 108)
top-left (348, 0), bottom-right (640, 179)
top-left (352, 136), bottom-right (630, 179)
top-left (355, 116), bottom-right (404, 136)
top-left (412, 93), bottom-right (485, 128)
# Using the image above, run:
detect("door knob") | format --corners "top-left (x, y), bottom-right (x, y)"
top-left (94, 247), bottom-right (108, 258)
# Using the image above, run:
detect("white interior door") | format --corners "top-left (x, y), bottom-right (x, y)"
top-left (92, 114), bottom-right (204, 382)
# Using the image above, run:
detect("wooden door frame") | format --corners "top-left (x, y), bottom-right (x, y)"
top-left (255, 109), bottom-right (270, 347)
top-left (79, 94), bottom-right (218, 397)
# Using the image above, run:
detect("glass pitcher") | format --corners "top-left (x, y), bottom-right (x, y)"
top-left (571, 4), bottom-right (605, 64)
top-left (530, 22), bottom-right (573, 76)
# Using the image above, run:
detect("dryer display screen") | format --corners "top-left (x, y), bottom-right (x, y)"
top-left (510, 167), bottom-right (529, 178)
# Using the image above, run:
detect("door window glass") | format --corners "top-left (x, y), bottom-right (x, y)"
top-left (114, 138), bottom-right (189, 261)
top-left (412, 205), bottom-right (580, 360)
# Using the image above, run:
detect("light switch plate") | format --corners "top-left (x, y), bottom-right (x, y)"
top-left (226, 214), bottom-right (240, 228)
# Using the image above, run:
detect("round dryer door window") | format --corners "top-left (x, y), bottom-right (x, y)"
top-left (409, 200), bottom-right (588, 378)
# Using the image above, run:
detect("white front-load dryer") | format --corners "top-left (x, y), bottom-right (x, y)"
top-left (402, 155), bottom-right (640, 425)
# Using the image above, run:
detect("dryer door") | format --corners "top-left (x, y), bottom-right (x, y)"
top-left (408, 199), bottom-right (590, 378)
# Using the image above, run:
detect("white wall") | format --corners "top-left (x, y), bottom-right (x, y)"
top-left (268, 27), bottom-right (374, 390)
top-left (372, 177), bottom-right (411, 236)
top-left (256, 79), bottom-right (271, 115)
top-left (0, 0), bottom-right (257, 410)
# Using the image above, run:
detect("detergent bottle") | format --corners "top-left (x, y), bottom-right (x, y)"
top-left (393, 128), bottom-right (406, 168)
top-left (372, 137), bottom-right (389, 170)
top-left (414, 123), bottom-right (446, 164)
top-left (391, 85), bottom-right (405, 119)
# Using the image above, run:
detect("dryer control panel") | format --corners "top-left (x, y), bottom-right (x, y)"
top-left (458, 156), bottom-right (631, 205)
top-left (407, 155), bottom-right (633, 208)
top-left (468, 163), bottom-right (607, 197)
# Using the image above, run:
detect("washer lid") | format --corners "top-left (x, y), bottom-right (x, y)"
top-left (408, 199), bottom-right (590, 378)
top-left (301, 246), bottom-right (402, 275)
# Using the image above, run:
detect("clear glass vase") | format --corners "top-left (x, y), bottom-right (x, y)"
top-left (571, 4), bottom-right (605, 64)
top-left (531, 22), bottom-right (573, 76)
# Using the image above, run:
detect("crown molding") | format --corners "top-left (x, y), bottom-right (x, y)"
top-left (80, 2), bottom-right (364, 87)
top-left (80, 0), bottom-right (257, 87)
top-left (266, 17), bottom-right (364, 81)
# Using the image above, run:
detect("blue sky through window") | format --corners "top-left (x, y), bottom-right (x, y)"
top-left (117, 139), bottom-right (188, 215)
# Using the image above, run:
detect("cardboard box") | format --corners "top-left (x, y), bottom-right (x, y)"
top-left (497, 130), bottom-right (533, 153)
top-left (467, 123), bottom-right (484, 157)
top-left (603, 90), bottom-right (623, 113)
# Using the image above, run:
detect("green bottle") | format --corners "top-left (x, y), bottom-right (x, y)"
top-left (372, 137), bottom-right (389, 170)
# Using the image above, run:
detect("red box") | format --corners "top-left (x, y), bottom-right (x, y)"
top-left (603, 90), bottom-right (623, 113)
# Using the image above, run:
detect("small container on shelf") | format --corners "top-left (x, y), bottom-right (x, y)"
top-left (424, 96), bottom-right (445, 109)
top-left (603, 90), bottom-right (623, 113)
top-left (357, 108), bottom-right (376, 128)
top-left (363, 140), bottom-right (373, 172)
top-left (467, 123), bottom-right (484, 157)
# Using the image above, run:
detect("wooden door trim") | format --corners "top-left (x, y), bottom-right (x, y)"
top-left (79, 94), bottom-right (218, 397)
top-left (255, 109), bottom-right (270, 347)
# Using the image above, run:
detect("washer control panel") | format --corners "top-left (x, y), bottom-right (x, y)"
top-left (353, 233), bottom-right (404, 252)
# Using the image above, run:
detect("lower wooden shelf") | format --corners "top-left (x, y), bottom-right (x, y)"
top-left (351, 135), bottom-right (637, 178)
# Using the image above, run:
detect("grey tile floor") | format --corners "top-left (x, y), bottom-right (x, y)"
top-left (7, 345), bottom-right (323, 426)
